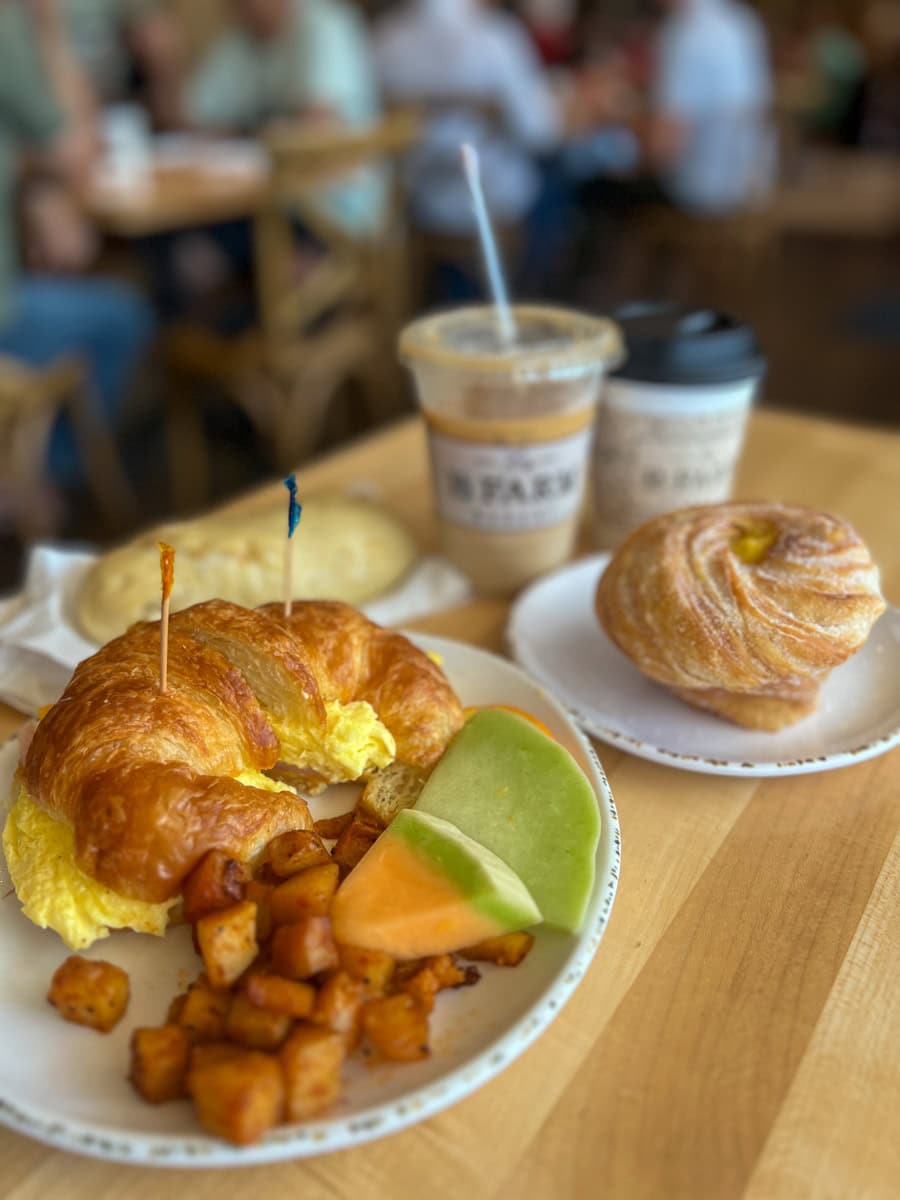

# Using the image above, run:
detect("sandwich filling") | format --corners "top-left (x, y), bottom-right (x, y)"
top-left (273, 699), bottom-right (396, 783)
top-left (2, 769), bottom-right (293, 950)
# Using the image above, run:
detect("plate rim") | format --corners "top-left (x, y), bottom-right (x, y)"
top-left (0, 633), bottom-right (620, 1167)
top-left (509, 554), bottom-right (900, 778)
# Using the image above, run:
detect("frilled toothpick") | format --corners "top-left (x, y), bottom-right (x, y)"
top-left (283, 474), bottom-right (303, 619)
top-left (158, 541), bottom-right (175, 693)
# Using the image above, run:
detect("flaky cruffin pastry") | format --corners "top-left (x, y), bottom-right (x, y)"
top-left (595, 502), bottom-right (886, 731)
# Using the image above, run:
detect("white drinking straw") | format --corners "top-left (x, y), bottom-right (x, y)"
top-left (460, 143), bottom-right (517, 347)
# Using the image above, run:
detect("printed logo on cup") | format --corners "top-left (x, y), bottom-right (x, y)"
top-left (429, 430), bottom-right (593, 532)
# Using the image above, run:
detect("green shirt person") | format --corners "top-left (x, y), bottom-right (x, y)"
top-left (186, 0), bottom-right (384, 233)
top-left (0, 2), bottom-right (154, 487)
top-left (811, 25), bottom-right (867, 142)
top-left (0, 2), bottom-right (64, 323)
top-left (63, 0), bottom-right (184, 127)
top-left (63, 0), bottom-right (153, 99)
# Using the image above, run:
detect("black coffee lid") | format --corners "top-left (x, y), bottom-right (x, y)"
top-left (611, 302), bottom-right (766, 386)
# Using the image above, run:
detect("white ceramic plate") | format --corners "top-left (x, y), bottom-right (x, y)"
top-left (0, 635), bottom-right (619, 1167)
top-left (509, 555), bottom-right (900, 777)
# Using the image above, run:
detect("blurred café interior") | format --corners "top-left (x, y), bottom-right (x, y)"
top-left (0, 0), bottom-right (898, 590)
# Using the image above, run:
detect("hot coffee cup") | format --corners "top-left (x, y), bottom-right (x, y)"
top-left (592, 303), bottom-right (766, 549)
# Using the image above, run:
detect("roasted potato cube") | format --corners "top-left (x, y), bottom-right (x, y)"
top-left (47, 956), bottom-right (129, 1033)
top-left (182, 850), bottom-right (250, 923)
top-left (331, 813), bottom-right (380, 876)
top-left (188, 1049), bottom-right (284, 1146)
top-left (225, 992), bottom-right (293, 1051)
top-left (271, 863), bottom-right (340, 924)
top-left (391, 958), bottom-right (425, 985)
top-left (130, 1025), bottom-right (191, 1103)
top-left (167, 992), bottom-right (187, 1024)
top-left (271, 917), bottom-right (339, 979)
top-left (176, 975), bottom-right (230, 1042)
top-left (459, 932), bottom-right (535, 967)
top-left (245, 974), bottom-right (316, 1020)
top-left (266, 829), bottom-right (331, 878)
top-left (196, 900), bottom-right (258, 988)
top-left (245, 880), bottom-right (275, 943)
top-left (189, 1042), bottom-right (245, 1071)
top-left (313, 812), bottom-right (354, 841)
top-left (362, 993), bottom-right (430, 1061)
top-left (402, 955), bottom-right (468, 1015)
top-left (337, 945), bottom-right (395, 998)
top-left (358, 762), bottom-right (426, 828)
top-left (314, 971), bottom-right (365, 1050)
top-left (280, 1026), bottom-right (345, 1121)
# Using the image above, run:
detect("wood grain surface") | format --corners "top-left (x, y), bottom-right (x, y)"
top-left (0, 409), bottom-right (898, 1199)
top-left (87, 163), bottom-right (266, 237)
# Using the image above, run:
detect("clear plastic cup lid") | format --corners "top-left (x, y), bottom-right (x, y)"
top-left (399, 306), bottom-right (624, 381)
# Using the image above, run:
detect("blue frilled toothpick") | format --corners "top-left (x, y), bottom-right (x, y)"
top-left (283, 474), bottom-right (303, 619)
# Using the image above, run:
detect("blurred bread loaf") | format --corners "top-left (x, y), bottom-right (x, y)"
top-left (76, 495), bottom-right (417, 645)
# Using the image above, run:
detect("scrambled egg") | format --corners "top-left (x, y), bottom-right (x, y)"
top-left (233, 768), bottom-right (298, 795)
top-left (2, 701), bottom-right (392, 950)
top-left (2, 769), bottom-right (295, 951)
top-left (3, 776), bottom-right (175, 951)
top-left (273, 700), bottom-right (395, 783)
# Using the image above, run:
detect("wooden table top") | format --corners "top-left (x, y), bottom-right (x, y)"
top-left (2, 407), bottom-right (900, 1199)
top-left (86, 161), bottom-right (268, 238)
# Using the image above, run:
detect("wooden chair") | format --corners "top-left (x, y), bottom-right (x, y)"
top-left (164, 111), bottom-right (420, 513)
top-left (0, 355), bottom-right (137, 540)
top-left (634, 202), bottom-right (778, 307)
top-left (631, 115), bottom-right (781, 306)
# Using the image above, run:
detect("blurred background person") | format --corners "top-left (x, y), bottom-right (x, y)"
top-left (0, 0), bottom-right (154, 494)
top-left (803, 1), bottom-right (868, 145)
top-left (186, 0), bottom-right (379, 172)
top-left (558, 19), bottom-right (644, 186)
top-left (375, 0), bottom-right (562, 240)
top-left (648, 0), bottom-right (776, 215)
top-left (859, 0), bottom-right (900, 151)
top-left (518, 0), bottom-right (579, 67)
top-left (153, 0), bottom-right (382, 322)
top-left (375, 0), bottom-right (631, 297)
top-left (62, 0), bottom-right (185, 128)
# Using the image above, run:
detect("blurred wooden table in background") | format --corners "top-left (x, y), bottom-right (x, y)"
top-left (773, 148), bottom-right (900, 239)
top-left (1, 409), bottom-right (900, 1198)
top-left (86, 153), bottom-right (268, 237)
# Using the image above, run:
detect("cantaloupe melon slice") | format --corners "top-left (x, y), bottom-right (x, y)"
top-left (329, 809), bottom-right (540, 959)
top-left (415, 708), bottom-right (599, 932)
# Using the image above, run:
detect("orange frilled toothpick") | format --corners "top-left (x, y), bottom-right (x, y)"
top-left (283, 474), bottom-right (303, 619)
top-left (158, 541), bottom-right (175, 693)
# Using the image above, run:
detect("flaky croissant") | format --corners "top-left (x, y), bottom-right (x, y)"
top-left (595, 503), bottom-right (886, 731)
top-left (23, 600), bottom-right (464, 901)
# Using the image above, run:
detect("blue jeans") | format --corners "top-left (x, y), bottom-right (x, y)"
top-left (0, 276), bottom-right (155, 486)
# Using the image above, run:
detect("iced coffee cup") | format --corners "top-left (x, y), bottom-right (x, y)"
top-left (400, 305), bottom-right (623, 595)
top-left (592, 304), bottom-right (766, 550)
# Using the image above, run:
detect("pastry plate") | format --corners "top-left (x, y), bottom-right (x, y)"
top-left (0, 635), bottom-right (619, 1167)
top-left (509, 555), bottom-right (900, 778)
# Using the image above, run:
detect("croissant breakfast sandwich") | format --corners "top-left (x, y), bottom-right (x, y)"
top-left (595, 502), bottom-right (886, 731)
top-left (3, 600), bottom-right (464, 949)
